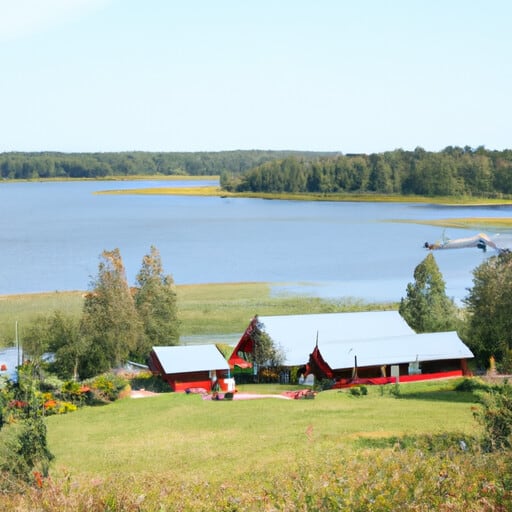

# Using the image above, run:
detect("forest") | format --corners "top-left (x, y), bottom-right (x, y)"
top-left (221, 146), bottom-right (512, 198)
top-left (0, 150), bottom-right (333, 180)
top-left (3, 146), bottom-right (512, 199)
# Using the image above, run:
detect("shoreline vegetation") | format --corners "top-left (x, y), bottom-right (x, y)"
top-left (0, 282), bottom-right (397, 346)
top-left (94, 182), bottom-right (512, 229)
top-left (94, 183), bottom-right (512, 206)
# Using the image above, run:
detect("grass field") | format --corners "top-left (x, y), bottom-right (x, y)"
top-left (4, 379), bottom-right (509, 511)
top-left (45, 381), bottom-right (479, 480)
top-left (0, 283), bottom-right (394, 347)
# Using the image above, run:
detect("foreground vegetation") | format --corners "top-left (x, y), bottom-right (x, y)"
top-left (2, 379), bottom-right (512, 511)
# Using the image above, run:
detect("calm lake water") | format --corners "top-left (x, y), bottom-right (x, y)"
top-left (1, 180), bottom-right (512, 303)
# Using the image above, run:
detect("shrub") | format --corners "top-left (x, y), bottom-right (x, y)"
top-left (318, 378), bottom-right (335, 390)
top-left (130, 372), bottom-right (172, 393)
top-left (475, 382), bottom-right (512, 451)
top-left (349, 386), bottom-right (367, 396)
top-left (455, 377), bottom-right (490, 393)
top-left (86, 373), bottom-right (128, 403)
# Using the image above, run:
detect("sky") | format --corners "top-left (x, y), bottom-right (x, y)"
top-left (1, 0), bottom-right (511, 154)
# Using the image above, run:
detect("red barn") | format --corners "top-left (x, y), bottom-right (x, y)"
top-left (149, 344), bottom-right (232, 393)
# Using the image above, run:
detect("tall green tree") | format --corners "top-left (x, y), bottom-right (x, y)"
top-left (134, 246), bottom-right (180, 356)
top-left (80, 249), bottom-right (142, 378)
top-left (23, 312), bottom-right (88, 380)
top-left (48, 312), bottom-right (89, 381)
top-left (249, 317), bottom-right (284, 381)
top-left (399, 253), bottom-right (458, 332)
top-left (463, 251), bottom-right (512, 371)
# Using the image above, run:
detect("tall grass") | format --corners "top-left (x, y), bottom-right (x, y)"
top-left (94, 185), bottom-right (512, 206)
top-left (395, 217), bottom-right (512, 230)
top-left (0, 283), bottom-right (395, 346)
top-left (0, 291), bottom-right (84, 344)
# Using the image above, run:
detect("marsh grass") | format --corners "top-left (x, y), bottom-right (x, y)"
top-left (94, 186), bottom-right (512, 206)
top-left (394, 217), bottom-right (512, 230)
top-left (0, 291), bottom-right (84, 343)
top-left (0, 283), bottom-right (394, 345)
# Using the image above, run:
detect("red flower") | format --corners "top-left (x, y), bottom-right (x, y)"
top-left (33, 471), bottom-right (43, 488)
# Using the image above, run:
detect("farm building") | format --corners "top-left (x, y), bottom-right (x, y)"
top-left (149, 344), bottom-right (234, 392)
top-left (229, 313), bottom-right (473, 385)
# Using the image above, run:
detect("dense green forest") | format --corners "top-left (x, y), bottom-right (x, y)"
top-left (4, 146), bottom-right (512, 198)
top-left (221, 146), bottom-right (512, 198)
top-left (0, 150), bottom-right (334, 179)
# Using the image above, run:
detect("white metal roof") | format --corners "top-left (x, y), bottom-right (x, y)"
top-left (317, 331), bottom-right (474, 370)
top-left (257, 312), bottom-right (415, 366)
top-left (152, 344), bottom-right (230, 374)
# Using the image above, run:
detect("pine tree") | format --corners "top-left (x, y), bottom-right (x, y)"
top-left (80, 249), bottom-right (142, 377)
top-left (399, 253), bottom-right (458, 332)
top-left (134, 246), bottom-right (179, 356)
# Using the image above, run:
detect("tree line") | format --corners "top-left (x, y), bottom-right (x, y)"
top-left (0, 150), bottom-right (333, 180)
top-left (221, 146), bottom-right (512, 198)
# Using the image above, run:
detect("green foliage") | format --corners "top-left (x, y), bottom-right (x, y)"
top-left (0, 150), bottom-right (329, 180)
top-left (463, 251), bottom-right (512, 370)
top-left (229, 146), bottom-right (512, 199)
top-left (2, 382), bottom-right (504, 510)
top-left (249, 317), bottom-right (285, 381)
top-left (474, 382), bottom-right (512, 451)
top-left (134, 246), bottom-right (179, 357)
top-left (0, 364), bottom-right (54, 489)
top-left (349, 385), bottom-right (368, 396)
top-left (80, 249), bottom-right (142, 378)
top-left (399, 253), bottom-right (458, 332)
top-left (85, 372), bottom-right (128, 402)
top-left (129, 372), bottom-right (172, 393)
top-left (0, 419), bottom-right (54, 486)
top-left (454, 377), bottom-right (490, 393)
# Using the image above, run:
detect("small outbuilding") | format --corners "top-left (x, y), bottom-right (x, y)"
top-left (149, 344), bottom-right (233, 392)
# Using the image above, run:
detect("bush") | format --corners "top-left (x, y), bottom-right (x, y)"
top-left (130, 372), bottom-right (172, 393)
top-left (475, 382), bottom-right (512, 451)
top-left (349, 386), bottom-right (368, 396)
top-left (86, 373), bottom-right (128, 402)
top-left (455, 377), bottom-right (490, 393)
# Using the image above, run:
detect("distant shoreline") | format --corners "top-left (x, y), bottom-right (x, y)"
top-left (94, 182), bottom-right (512, 205)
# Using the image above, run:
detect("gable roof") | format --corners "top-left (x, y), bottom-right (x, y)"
top-left (254, 312), bottom-right (415, 367)
top-left (152, 344), bottom-right (230, 375)
top-left (317, 331), bottom-right (474, 370)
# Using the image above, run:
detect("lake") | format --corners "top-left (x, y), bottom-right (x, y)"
top-left (1, 180), bottom-right (512, 303)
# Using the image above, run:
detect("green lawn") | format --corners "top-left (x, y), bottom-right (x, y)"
top-left (5, 374), bottom-right (512, 511)
top-left (46, 381), bottom-right (479, 481)
top-left (27, 379), bottom-right (507, 511)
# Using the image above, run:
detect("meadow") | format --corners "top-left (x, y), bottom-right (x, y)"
top-left (3, 379), bottom-right (512, 511)
top-left (0, 283), bottom-right (393, 346)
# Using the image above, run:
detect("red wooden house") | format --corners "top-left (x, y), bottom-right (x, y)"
top-left (149, 344), bottom-right (232, 392)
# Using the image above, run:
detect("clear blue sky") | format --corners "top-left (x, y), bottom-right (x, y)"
top-left (1, 0), bottom-right (511, 154)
